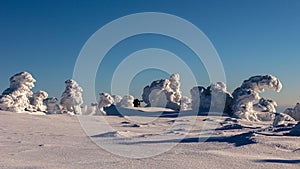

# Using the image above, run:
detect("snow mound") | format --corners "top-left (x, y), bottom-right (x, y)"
top-left (190, 82), bottom-right (233, 113)
top-left (0, 72), bottom-right (36, 112)
top-left (142, 73), bottom-right (181, 111)
top-left (60, 79), bottom-right (83, 115)
top-left (231, 75), bottom-right (282, 121)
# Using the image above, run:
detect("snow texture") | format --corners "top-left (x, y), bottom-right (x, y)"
top-left (44, 97), bottom-right (61, 114)
top-left (119, 95), bottom-right (134, 108)
top-left (231, 75), bottom-right (282, 121)
top-left (60, 79), bottom-right (83, 115)
top-left (283, 103), bottom-right (300, 121)
top-left (0, 72), bottom-right (36, 112)
top-left (98, 93), bottom-right (114, 115)
top-left (142, 73), bottom-right (181, 111)
top-left (190, 82), bottom-right (233, 113)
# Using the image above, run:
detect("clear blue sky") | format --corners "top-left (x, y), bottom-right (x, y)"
top-left (1, 0), bottom-right (300, 108)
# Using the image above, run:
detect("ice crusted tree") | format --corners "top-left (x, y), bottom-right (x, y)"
top-left (180, 96), bottom-right (192, 111)
top-left (112, 95), bottom-right (122, 106)
top-left (230, 75), bottom-right (282, 121)
top-left (28, 90), bottom-right (48, 112)
top-left (98, 93), bottom-right (114, 115)
top-left (0, 72), bottom-right (36, 112)
top-left (282, 103), bottom-right (300, 121)
top-left (44, 97), bottom-right (61, 114)
top-left (190, 82), bottom-right (233, 113)
top-left (119, 95), bottom-right (134, 108)
top-left (60, 79), bottom-right (83, 115)
top-left (142, 73), bottom-right (182, 111)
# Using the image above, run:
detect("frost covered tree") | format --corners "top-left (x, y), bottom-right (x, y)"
top-left (190, 82), bottom-right (233, 113)
top-left (44, 97), bottom-right (61, 114)
top-left (231, 75), bottom-right (282, 121)
top-left (29, 90), bottom-right (48, 112)
top-left (282, 103), bottom-right (300, 121)
top-left (0, 72), bottom-right (36, 112)
top-left (119, 95), bottom-right (134, 108)
top-left (112, 95), bottom-right (122, 106)
top-left (98, 93), bottom-right (114, 115)
top-left (60, 79), bottom-right (83, 115)
top-left (180, 96), bottom-right (192, 110)
top-left (142, 73), bottom-right (182, 111)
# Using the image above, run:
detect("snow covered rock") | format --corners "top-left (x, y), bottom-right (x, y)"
top-left (231, 75), bottom-right (282, 121)
top-left (142, 73), bottom-right (182, 111)
top-left (190, 82), bottom-right (233, 113)
top-left (282, 103), bottom-right (300, 121)
top-left (60, 79), bottom-right (83, 115)
top-left (0, 72), bottom-right (36, 112)
top-left (44, 97), bottom-right (61, 114)
top-left (98, 93), bottom-right (114, 115)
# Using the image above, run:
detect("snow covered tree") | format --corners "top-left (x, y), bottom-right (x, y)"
top-left (231, 75), bottom-right (282, 121)
top-left (60, 79), bottom-right (83, 115)
top-left (98, 93), bottom-right (114, 115)
top-left (0, 72), bottom-right (36, 112)
top-left (142, 73), bottom-right (182, 111)
top-left (29, 90), bottom-right (48, 112)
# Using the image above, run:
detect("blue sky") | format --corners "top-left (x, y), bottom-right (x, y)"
top-left (1, 0), bottom-right (300, 108)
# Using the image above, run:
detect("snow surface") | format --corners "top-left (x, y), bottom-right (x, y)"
top-left (0, 109), bottom-right (299, 168)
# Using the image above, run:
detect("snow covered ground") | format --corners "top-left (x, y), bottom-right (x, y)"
top-left (0, 108), bottom-right (299, 169)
